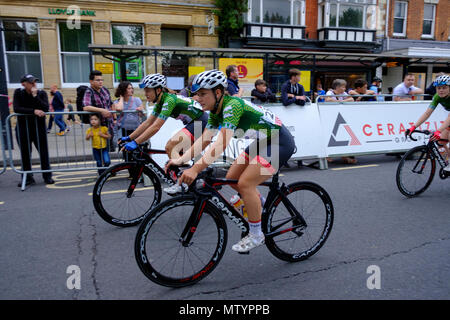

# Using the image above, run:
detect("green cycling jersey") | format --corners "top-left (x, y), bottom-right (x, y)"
top-left (206, 95), bottom-right (282, 139)
top-left (151, 92), bottom-right (204, 125)
top-left (428, 93), bottom-right (450, 112)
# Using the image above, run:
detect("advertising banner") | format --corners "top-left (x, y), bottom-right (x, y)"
top-left (218, 58), bottom-right (264, 95)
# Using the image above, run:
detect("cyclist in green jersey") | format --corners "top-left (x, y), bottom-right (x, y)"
top-left (122, 74), bottom-right (209, 158)
top-left (406, 74), bottom-right (450, 172)
top-left (166, 69), bottom-right (296, 253)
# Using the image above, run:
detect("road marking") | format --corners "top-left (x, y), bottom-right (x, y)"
top-left (88, 186), bottom-right (154, 196)
top-left (0, 201), bottom-right (4, 205)
top-left (332, 164), bottom-right (379, 171)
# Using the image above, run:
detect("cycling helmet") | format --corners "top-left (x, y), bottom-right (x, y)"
top-left (191, 69), bottom-right (228, 93)
top-left (433, 74), bottom-right (450, 87)
top-left (139, 73), bottom-right (167, 89)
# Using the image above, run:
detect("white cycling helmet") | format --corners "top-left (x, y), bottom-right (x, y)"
top-left (139, 73), bottom-right (167, 89)
top-left (192, 69), bottom-right (228, 93)
top-left (433, 74), bottom-right (450, 87)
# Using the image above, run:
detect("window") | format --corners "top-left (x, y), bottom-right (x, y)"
top-left (393, 1), bottom-right (407, 36)
top-left (1, 20), bottom-right (42, 84)
top-left (161, 29), bottom-right (187, 46)
top-left (111, 24), bottom-right (144, 82)
top-left (422, 4), bottom-right (435, 38)
top-left (319, 0), bottom-right (376, 29)
top-left (59, 23), bottom-right (92, 84)
top-left (248, 0), bottom-right (305, 26)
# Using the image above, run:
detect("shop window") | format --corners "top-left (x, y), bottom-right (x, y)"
top-left (248, 0), bottom-right (306, 26)
top-left (393, 1), bottom-right (407, 36)
top-left (1, 20), bottom-right (42, 84)
top-left (59, 23), bottom-right (92, 84)
top-left (421, 4), bottom-right (435, 38)
top-left (111, 24), bottom-right (144, 82)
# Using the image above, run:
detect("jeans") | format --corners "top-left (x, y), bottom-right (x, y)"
top-left (54, 114), bottom-right (66, 132)
top-left (92, 148), bottom-right (111, 174)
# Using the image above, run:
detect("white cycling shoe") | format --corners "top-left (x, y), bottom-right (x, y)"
top-left (444, 163), bottom-right (450, 173)
top-left (232, 233), bottom-right (265, 253)
top-left (163, 183), bottom-right (188, 195)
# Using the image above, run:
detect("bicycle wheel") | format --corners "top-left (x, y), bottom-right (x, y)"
top-left (93, 162), bottom-right (161, 227)
top-left (264, 181), bottom-right (334, 262)
top-left (135, 195), bottom-right (227, 287)
top-left (396, 145), bottom-right (436, 197)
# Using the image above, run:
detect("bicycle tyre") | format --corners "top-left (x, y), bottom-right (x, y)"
top-left (135, 195), bottom-right (227, 287)
top-left (93, 162), bottom-right (162, 227)
top-left (263, 181), bottom-right (334, 262)
top-left (396, 145), bottom-right (436, 197)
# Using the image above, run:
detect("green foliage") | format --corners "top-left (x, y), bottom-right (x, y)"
top-left (213, 0), bottom-right (248, 47)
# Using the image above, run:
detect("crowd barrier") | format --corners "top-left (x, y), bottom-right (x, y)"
top-left (0, 99), bottom-right (448, 189)
top-left (0, 119), bottom-right (6, 175)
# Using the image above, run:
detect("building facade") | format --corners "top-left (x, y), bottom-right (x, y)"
top-left (0, 0), bottom-right (218, 98)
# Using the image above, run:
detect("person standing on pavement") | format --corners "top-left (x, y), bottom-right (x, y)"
top-left (369, 76), bottom-right (384, 101)
top-left (13, 74), bottom-right (54, 187)
top-left (49, 84), bottom-right (67, 136)
top-left (82, 70), bottom-right (117, 151)
top-left (226, 65), bottom-right (244, 97)
top-left (281, 69), bottom-right (306, 106)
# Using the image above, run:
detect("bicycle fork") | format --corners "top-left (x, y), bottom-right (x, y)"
top-left (179, 198), bottom-right (208, 247)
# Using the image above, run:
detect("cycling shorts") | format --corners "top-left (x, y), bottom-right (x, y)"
top-left (242, 125), bottom-right (296, 173)
top-left (182, 112), bottom-right (209, 142)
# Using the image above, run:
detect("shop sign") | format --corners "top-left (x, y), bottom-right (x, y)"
top-left (48, 8), bottom-right (96, 16)
top-left (95, 63), bottom-right (114, 74)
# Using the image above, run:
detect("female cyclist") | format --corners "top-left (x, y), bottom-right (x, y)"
top-left (166, 69), bottom-right (296, 253)
top-left (406, 74), bottom-right (450, 172)
top-left (121, 73), bottom-right (210, 158)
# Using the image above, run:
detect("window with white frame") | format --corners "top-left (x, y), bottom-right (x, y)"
top-left (422, 4), bottom-right (435, 38)
top-left (1, 20), bottom-right (42, 84)
top-left (393, 1), bottom-right (407, 36)
top-left (248, 0), bottom-right (305, 26)
top-left (318, 0), bottom-right (377, 29)
top-left (59, 22), bottom-right (92, 84)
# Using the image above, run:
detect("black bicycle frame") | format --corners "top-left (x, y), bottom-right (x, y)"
top-left (427, 140), bottom-right (448, 169)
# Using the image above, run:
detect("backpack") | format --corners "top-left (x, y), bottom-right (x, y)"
top-left (76, 85), bottom-right (92, 124)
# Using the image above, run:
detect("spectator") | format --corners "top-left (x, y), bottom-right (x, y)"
top-left (85, 113), bottom-right (111, 175)
top-left (83, 70), bottom-right (116, 151)
top-left (314, 83), bottom-right (326, 102)
top-left (251, 79), bottom-right (276, 104)
top-left (325, 79), bottom-right (354, 102)
top-left (369, 76), bottom-right (384, 101)
top-left (179, 75), bottom-right (197, 98)
top-left (65, 98), bottom-right (79, 129)
top-left (393, 74), bottom-right (424, 101)
top-left (13, 74), bottom-right (54, 186)
top-left (281, 68), bottom-right (306, 106)
top-left (49, 84), bottom-right (67, 136)
top-left (424, 73), bottom-right (445, 100)
top-left (385, 87), bottom-right (393, 101)
top-left (114, 81), bottom-right (145, 147)
top-left (348, 79), bottom-right (376, 101)
top-left (225, 65), bottom-right (244, 97)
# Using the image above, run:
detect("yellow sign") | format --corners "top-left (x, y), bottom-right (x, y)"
top-left (188, 66), bottom-right (205, 78)
top-left (218, 58), bottom-right (264, 85)
top-left (298, 70), bottom-right (311, 92)
top-left (95, 63), bottom-right (114, 74)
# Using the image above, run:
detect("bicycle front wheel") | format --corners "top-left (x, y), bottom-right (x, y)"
top-left (396, 145), bottom-right (436, 197)
top-left (93, 162), bottom-right (161, 227)
top-left (135, 195), bottom-right (227, 287)
top-left (264, 182), bottom-right (334, 262)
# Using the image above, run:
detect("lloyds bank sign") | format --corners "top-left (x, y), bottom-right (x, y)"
top-left (48, 8), bottom-right (96, 16)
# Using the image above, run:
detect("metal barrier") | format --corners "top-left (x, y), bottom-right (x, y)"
top-left (0, 118), bottom-right (7, 175)
top-left (316, 93), bottom-right (432, 103)
top-left (5, 110), bottom-right (145, 190)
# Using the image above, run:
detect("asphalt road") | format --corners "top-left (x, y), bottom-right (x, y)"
top-left (0, 154), bottom-right (449, 300)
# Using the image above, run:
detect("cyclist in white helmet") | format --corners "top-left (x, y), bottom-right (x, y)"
top-left (406, 74), bottom-right (450, 172)
top-left (166, 69), bottom-right (296, 253)
top-left (121, 73), bottom-right (210, 159)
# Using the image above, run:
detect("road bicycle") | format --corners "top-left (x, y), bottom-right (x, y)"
top-left (396, 130), bottom-right (449, 197)
top-left (92, 143), bottom-right (180, 227)
top-left (135, 166), bottom-right (334, 287)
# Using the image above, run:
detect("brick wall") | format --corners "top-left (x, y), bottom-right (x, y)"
top-left (305, 0), bottom-right (318, 40)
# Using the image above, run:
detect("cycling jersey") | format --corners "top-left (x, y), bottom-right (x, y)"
top-left (428, 94), bottom-right (450, 111)
top-left (151, 92), bottom-right (204, 125)
top-left (206, 95), bottom-right (282, 139)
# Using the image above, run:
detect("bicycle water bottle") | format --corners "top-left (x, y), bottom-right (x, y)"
top-left (230, 195), bottom-right (248, 218)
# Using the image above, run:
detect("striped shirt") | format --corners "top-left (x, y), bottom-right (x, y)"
top-left (82, 87), bottom-right (113, 111)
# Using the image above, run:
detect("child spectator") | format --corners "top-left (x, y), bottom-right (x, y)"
top-left (86, 113), bottom-right (111, 175)
top-left (348, 79), bottom-right (376, 101)
top-left (251, 79), bottom-right (276, 104)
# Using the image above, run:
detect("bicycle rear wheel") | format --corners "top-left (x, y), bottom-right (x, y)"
top-left (93, 162), bottom-right (161, 227)
top-left (264, 182), bottom-right (333, 262)
top-left (396, 145), bottom-right (436, 197)
top-left (135, 195), bottom-right (227, 287)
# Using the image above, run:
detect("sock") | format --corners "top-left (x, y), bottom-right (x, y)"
top-left (248, 220), bottom-right (263, 237)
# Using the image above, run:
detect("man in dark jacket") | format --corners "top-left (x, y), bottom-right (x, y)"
top-left (13, 74), bottom-right (54, 187)
top-left (50, 84), bottom-right (67, 135)
top-left (281, 68), bottom-right (306, 106)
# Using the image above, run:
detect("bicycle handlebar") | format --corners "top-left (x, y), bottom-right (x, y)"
top-left (409, 129), bottom-right (449, 146)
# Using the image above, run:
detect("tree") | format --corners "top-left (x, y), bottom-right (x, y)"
top-left (213, 0), bottom-right (248, 47)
